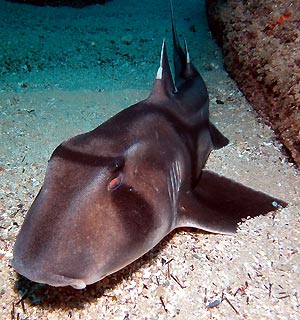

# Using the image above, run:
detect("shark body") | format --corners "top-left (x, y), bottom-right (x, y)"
top-left (12, 5), bottom-right (286, 289)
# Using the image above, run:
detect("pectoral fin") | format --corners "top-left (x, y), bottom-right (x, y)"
top-left (209, 122), bottom-right (229, 150)
top-left (177, 170), bottom-right (288, 234)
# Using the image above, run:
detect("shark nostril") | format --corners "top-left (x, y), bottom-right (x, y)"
top-left (67, 278), bottom-right (86, 289)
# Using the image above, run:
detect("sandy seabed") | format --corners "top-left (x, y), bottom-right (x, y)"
top-left (0, 0), bottom-right (299, 319)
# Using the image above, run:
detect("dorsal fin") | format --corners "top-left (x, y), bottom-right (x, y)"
top-left (148, 40), bottom-right (176, 101)
top-left (170, 0), bottom-right (199, 86)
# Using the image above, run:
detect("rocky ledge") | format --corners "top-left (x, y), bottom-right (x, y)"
top-left (206, 0), bottom-right (300, 167)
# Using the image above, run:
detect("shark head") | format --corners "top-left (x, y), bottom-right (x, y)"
top-left (12, 127), bottom-right (175, 289)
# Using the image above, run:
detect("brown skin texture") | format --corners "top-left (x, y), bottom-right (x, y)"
top-left (206, 0), bottom-right (300, 167)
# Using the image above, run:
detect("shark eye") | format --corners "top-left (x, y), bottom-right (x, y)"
top-left (108, 172), bottom-right (124, 191)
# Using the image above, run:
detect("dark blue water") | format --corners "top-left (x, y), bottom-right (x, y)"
top-left (0, 0), bottom-right (222, 92)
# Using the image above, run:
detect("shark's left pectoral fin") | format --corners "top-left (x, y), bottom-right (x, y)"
top-left (209, 122), bottom-right (229, 150)
top-left (178, 170), bottom-right (288, 234)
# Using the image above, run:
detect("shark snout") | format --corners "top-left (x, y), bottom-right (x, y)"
top-left (12, 257), bottom-right (88, 289)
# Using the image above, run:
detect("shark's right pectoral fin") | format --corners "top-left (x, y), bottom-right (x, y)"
top-left (177, 170), bottom-right (288, 234)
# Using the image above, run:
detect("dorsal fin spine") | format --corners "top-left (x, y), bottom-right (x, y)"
top-left (184, 39), bottom-right (190, 64)
top-left (148, 40), bottom-right (176, 100)
top-left (156, 39), bottom-right (165, 80)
